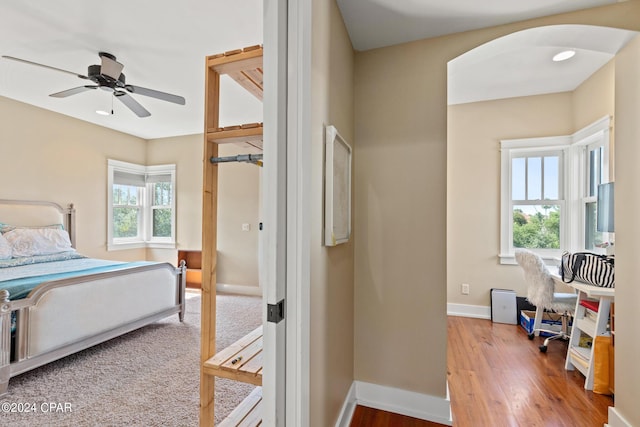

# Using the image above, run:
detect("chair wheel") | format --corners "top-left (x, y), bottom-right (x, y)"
top-left (539, 345), bottom-right (547, 353)
top-left (528, 333), bottom-right (534, 340)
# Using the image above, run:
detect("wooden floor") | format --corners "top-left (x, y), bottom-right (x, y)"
top-left (447, 316), bottom-right (612, 427)
top-left (351, 316), bottom-right (612, 427)
top-left (350, 405), bottom-right (444, 426)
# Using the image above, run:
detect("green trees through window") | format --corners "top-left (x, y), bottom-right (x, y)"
top-left (113, 207), bottom-right (140, 238)
top-left (153, 209), bottom-right (172, 237)
top-left (513, 205), bottom-right (560, 249)
top-left (113, 184), bottom-right (141, 239)
top-left (151, 182), bottom-right (172, 238)
top-left (108, 159), bottom-right (176, 249)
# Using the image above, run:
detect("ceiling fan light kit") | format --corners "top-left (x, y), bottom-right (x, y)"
top-left (1, 52), bottom-right (185, 117)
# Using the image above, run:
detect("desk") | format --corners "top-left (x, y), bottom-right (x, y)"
top-left (550, 271), bottom-right (614, 390)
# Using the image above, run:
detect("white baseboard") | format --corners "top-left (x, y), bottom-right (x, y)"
top-left (607, 406), bottom-right (633, 427)
top-left (216, 283), bottom-right (262, 296)
top-left (335, 382), bottom-right (357, 427)
top-left (335, 381), bottom-right (452, 426)
top-left (447, 303), bottom-right (491, 319)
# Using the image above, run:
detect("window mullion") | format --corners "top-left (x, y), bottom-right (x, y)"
top-left (541, 156), bottom-right (545, 202)
top-left (524, 157), bottom-right (528, 201)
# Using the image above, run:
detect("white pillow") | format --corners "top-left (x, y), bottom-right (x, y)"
top-left (0, 234), bottom-right (12, 259)
top-left (4, 228), bottom-right (73, 257)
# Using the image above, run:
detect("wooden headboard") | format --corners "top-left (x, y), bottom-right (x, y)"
top-left (0, 200), bottom-right (76, 247)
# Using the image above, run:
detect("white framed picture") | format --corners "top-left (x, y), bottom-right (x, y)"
top-left (324, 125), bottom-right (352, 246)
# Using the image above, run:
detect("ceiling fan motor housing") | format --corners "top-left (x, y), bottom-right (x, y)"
top-left (87, 64), bottom-right (125, 87)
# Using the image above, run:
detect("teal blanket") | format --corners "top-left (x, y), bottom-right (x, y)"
top-left (0, 255), bottom-right (155, 300)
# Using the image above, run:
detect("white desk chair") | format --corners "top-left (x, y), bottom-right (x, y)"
top-left (515, 249), bottom-right (577, 352)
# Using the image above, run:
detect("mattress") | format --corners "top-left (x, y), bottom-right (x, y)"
top-left (0, 251), bottom-right (155, 300)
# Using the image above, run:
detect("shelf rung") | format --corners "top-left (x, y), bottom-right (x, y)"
top-left (203, 325), bottom-right (263, 385)
top-left (219, 387), bottom-right (262, 427)
top-left (206, 125), bottom-right (263, 149)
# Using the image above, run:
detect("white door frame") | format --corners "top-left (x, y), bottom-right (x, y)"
top-left (262, 0), bottom-right (288, 424)
top-left (284, 0), bottom-right (311, 425)
top-left (262, 0), bottom-right (311, 425)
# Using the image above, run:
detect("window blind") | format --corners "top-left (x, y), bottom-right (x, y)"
top-left (145, 173), bottom-right (172, 183)
top-left (113, 170), bottom-right (145, 187)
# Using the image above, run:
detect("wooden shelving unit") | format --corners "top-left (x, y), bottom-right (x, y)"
top-left (564, 282), bottom-right (614, 391)
top-left (206, 123), bottom-right (263, 150)
top-left (200, 45), bottom-right (264, 427)
top-left (218, 387), bottom-right (263, 427)
top-left (202, 325), bottom-right (263, 385)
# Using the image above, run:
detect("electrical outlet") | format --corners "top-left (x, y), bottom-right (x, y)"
top-left (461, 283), bottom-right (470, 295)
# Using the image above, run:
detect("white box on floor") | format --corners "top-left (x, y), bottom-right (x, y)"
top-left (491, 288), bottom-right (517, 324)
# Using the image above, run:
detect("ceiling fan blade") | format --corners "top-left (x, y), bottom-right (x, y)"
top-left (114, 92), bottom-right (151, 117)
top-left (125, 84), bottom-right (186, 105)
top-left (100, 54), bottom-right (124, 80)
top-left (1, 55), bottom-right (89, 80)
top-left (50, 85), bottom-right (99, 98)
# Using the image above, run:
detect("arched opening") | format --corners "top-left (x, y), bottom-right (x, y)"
top-left (446, 23), bottom-right (638, 423)
top-left (446, 23), bottom-right (636, 313)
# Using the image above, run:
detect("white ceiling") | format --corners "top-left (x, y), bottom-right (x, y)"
top-left (0, 1), bottom-right (264, 140)
top-left (448, 24), bottom-right (638, 105)
top-left (0, 1), bottom-right (636, 139)
top-left (337, 0), bottom-right (621, 52)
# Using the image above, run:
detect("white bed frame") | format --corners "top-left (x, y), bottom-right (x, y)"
top-left (0, 199), bottom-right (186, 395)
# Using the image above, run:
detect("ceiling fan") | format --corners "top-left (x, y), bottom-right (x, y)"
top-left (1, 52), bottom-right (186, 117)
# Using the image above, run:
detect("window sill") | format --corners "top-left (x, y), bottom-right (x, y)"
top-left (147, 242), bottom-right (176, 249)
top-left (499, 252), bottom-right (561, 266)
top-left (108, 241), bottom-right (176, 251)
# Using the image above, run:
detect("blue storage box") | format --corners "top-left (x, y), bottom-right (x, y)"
top-left (520, 310), bottom-right (570, 337)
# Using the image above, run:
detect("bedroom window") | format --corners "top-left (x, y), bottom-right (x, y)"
top-left (108, 160), bottom-right (176, 250)
top-left (499, 116), bottom-right (611, 264)
top-left (501, 142), bottom-right (567, 263)
top-left (511, 154), bottom-right (563, 251)
top-left (583, 142), bottom-right (607, 251)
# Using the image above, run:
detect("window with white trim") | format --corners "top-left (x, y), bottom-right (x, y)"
top-left (108, 159), bottom-right (176, 250)
top-left (582, 140), bottom-right (607, 251)
top-left (500, 116), bottom-right (611, 264)
top-left (511, 150), bottom-right (564, 251)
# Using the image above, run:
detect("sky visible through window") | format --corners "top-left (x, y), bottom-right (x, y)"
top-left (512, 155), bottom-right (559, 215)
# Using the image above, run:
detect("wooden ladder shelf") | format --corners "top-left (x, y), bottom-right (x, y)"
top-left (202, 325), bottom-right (263, 385)
top-left (200, 45), bottom-right (264, 426)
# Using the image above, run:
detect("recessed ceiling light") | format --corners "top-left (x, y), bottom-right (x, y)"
top-left (96, 110), bottom-right (110, 116)
top-left (553, 50), bottom-right (576, 62)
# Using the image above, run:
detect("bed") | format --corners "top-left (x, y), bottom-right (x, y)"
top-left (0, 199), bottom-right (186, 395)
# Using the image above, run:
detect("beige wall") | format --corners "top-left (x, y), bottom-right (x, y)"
top-left (447, 92), bottom-right (574, 307)
top-left (574, 59), bottom-right (617, 179)
top-left (147, 137), bottom-right (261, 287)
top-left (573, 59), bottom-right (616, 134)
top-left (310, 0), bottom-right (355, 425)
top-left (146, 133), bottom-right (204, 264)
top-left (355, 32), bottom-right (450, 396)
top-left (613, 33), bottom-right (640, 427)
top-left (215, 143), bottom-right (261, 287)
top-left (0, 96), bottom-right (257, 290)
top-left (0, 96), bottom-right (147, 260)
top-left (352, 1), bottom-right (640, 424)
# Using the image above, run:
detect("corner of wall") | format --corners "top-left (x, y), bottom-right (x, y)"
top-left (334, 381), bottom-right (452, 427)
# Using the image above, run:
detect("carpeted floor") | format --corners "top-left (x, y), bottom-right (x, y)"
top-left (0, 292), bottom-right (262, 426)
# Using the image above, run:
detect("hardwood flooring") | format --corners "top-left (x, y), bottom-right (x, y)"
top-left (447, 316), bottom-right (612, 427)
top-left (350, 316), bottom-right (612, 427)
top-left (350, 405), bottom-right (444, 426)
